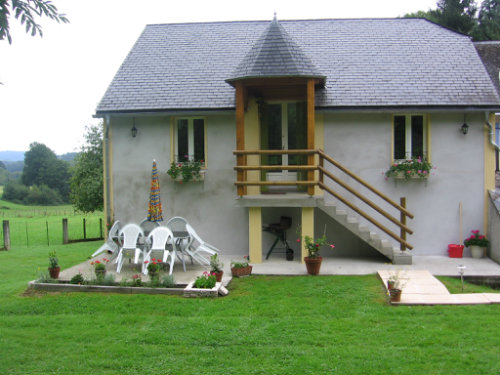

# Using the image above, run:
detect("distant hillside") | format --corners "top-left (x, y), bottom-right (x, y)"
top-left (0, 151), bottom-right (25, 162)
top-left (0, 151), bottom-right (77, 163)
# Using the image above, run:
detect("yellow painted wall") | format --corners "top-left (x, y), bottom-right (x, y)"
top-left (484, 112), bottom-right (496, 234)
top-left (248, 207), bottom-right (262, 263)
top-left (103, 117), bottom-right (114, 233)
top-left (301, 207), bottom-right (314, 262)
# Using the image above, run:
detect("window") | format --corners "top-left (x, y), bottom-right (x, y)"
top-left (175, 118), bottom-right (205, 164)
top-left (393, 115), bottom-right (427, 160)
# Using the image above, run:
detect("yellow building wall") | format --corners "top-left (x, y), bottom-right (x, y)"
top-left (248, 207), bottom-right (262, 263)
top-left (484, 113), bottom-right (496, 234)
top-left (301, 207), bottom-right (314, 262)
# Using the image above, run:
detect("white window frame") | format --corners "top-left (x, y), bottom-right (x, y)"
top-left (393, 114), bottom-right (428, 161)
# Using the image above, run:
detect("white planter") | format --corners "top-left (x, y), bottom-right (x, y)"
top-left (469, 246), bottom-right (485, 259)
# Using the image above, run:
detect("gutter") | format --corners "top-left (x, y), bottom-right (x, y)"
top-left (485, 112), bottom-right (500, 172)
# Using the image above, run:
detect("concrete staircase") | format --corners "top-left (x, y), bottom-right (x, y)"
top-left (317, 199), bottom-right (412, 265)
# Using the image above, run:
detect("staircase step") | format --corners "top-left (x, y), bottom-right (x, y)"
top-left (346, 217), bottom-right (359, 232)
top-left (317, 200), bottom-right (411, 264)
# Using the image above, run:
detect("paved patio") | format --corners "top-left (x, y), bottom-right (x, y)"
top-left (60, 251), bottom-right (500, 287)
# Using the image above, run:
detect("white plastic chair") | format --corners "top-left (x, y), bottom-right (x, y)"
top-left (184, 223), bottom-right (220, 266)
top-left (115, 224), bottom-right (144, 273)
top-left (142, 226), bottom-right (175, 275)
top-left (166, 216), bottom-right (190, 272)
top-left (140, 217), bottom-right (161, 236)
top-left (92, 220), bottom-right (122, 258)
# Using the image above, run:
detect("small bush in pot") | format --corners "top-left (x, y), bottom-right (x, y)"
top-left (298, 234), bottom-right (335, 275)
top-left (210, 254), bottom-right (224, 282)
top-left (48, 251), bottom-right (60, 279)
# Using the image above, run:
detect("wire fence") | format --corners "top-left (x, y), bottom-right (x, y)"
top-left (1, 217), bottom-right (104, 248)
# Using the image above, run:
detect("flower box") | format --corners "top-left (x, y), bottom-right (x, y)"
top-left (391, 171), bottom-right (429, 180)
top-left (173, 171), bottom-right (205, 182)
top-left (231, 265), bottom-right (252, 277)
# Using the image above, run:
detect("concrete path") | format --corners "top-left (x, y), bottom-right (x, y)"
top-left (378, 270), bottom-right (500, 305)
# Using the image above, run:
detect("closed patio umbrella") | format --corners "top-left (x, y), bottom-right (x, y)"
top-left (147, 160), bottom-right (163, 222)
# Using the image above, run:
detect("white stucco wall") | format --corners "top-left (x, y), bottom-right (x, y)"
top-left (321, 111), bottom-right (486, 256)
top-left (110, 113), bottom-right (249, 255)
top-left (109, 110), bottom-right (490, 258)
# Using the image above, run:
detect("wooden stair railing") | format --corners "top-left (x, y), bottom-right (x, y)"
top-left (233, 149), bottom-right (414, 250)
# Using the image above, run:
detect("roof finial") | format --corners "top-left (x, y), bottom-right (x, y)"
top-left (273, 12), bottom-right (277, 21)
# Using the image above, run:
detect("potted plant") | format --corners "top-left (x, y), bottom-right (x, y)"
top-left (210, 254), bottom-right (224, 282)
top-left (300, 234), bottom-right (335, 275)
top-left (464, 230), bottom-right (489, 259)
top-left (90, 258), bottom-right (110, 279)
top-left (386, 270), bottom-right (407, 303)
top-left (48, 251), bottom-right (60, 279)
top-left (231, 255), bottom-right (252, 277)
top-left (144, 258), bottom-right (162, 278)
top-left (167, 158), bottom-right (204, 182)
top-left (385, 157), bottom-right (432, 180)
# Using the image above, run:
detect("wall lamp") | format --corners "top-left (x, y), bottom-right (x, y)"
top-left (461, 115), bottom-right (469, 135)
top-left (131, 118), bottom-right (138, 138)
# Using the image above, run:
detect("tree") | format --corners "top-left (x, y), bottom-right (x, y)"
top-left (22, 142), bottom-right (70, 201)
top-left (472, 0), bottom-right (500, 40)
top-left (70, 124), bottom-right (103, 213)
top-left (404, 0), bottom-right (478, 36)
top-left (0, 0), bottom-right (69, 44)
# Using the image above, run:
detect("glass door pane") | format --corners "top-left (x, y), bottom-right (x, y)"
top-left (266, 104), bottom-right (282, 166)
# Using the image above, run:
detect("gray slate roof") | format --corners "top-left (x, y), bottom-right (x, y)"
top-left (226, 16), bottom-right (325, 84)
top-left (474, 41), bottom-right (500, 98)
top-left (96, 18), bottom-right (500, 114)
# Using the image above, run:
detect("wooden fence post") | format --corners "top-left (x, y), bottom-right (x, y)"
top-left (400, 197), bottom-right (407, 251)
top-left (2, 220), bottom-right (10, 250)
top-left (83, 218), bottom-right (87, 240)
top-left (99, 218), bottom-right (103, 239)
top-left (62, 218), bottom-right (69, 244)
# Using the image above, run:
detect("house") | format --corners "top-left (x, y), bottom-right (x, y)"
top-left (95, 17), bottom-right (500, 265)
top-left (475, 41), bottom-right (500, 168)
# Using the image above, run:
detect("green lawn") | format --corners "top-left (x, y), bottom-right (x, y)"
top-left (0, 243), bottom-right (499, 375)
top-left (0, 197), bottom-right (104, 246)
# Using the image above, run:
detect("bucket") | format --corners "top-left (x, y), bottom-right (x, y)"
top-left (448, 244), bottom-right (464, 258)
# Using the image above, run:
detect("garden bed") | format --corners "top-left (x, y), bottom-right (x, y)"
top-left (28, 280), bottom-right (187, 295)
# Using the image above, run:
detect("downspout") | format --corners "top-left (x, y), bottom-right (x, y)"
top-left (484, 112), bottom-right (500, 172)
top-left (104, 115), bottom-right (111, 229)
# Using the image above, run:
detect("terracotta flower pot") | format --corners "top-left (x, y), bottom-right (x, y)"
top-left (214, 271), bottom-right (223, 282)
top-left (387, 280), bottom-right (395, 290)
top-left (389, 288), bottom-right (402, 302)
top-left (304, 256), bottom-right (322, 275)
top-left (48, 267), bottom-right (60, 279)
top-left (231, 265), bottom-right (252, 277)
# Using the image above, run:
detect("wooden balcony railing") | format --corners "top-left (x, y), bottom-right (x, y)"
top-left (233, 149), bottom-right (414, 250)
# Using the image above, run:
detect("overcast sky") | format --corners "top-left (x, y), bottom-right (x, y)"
top-left (0, 0), bottom-right (440, 154)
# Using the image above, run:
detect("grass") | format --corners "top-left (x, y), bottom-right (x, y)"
top-left (0, 244), bottom-right (499, 375)
top-left (0, 198), bottom-right (104, 246)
